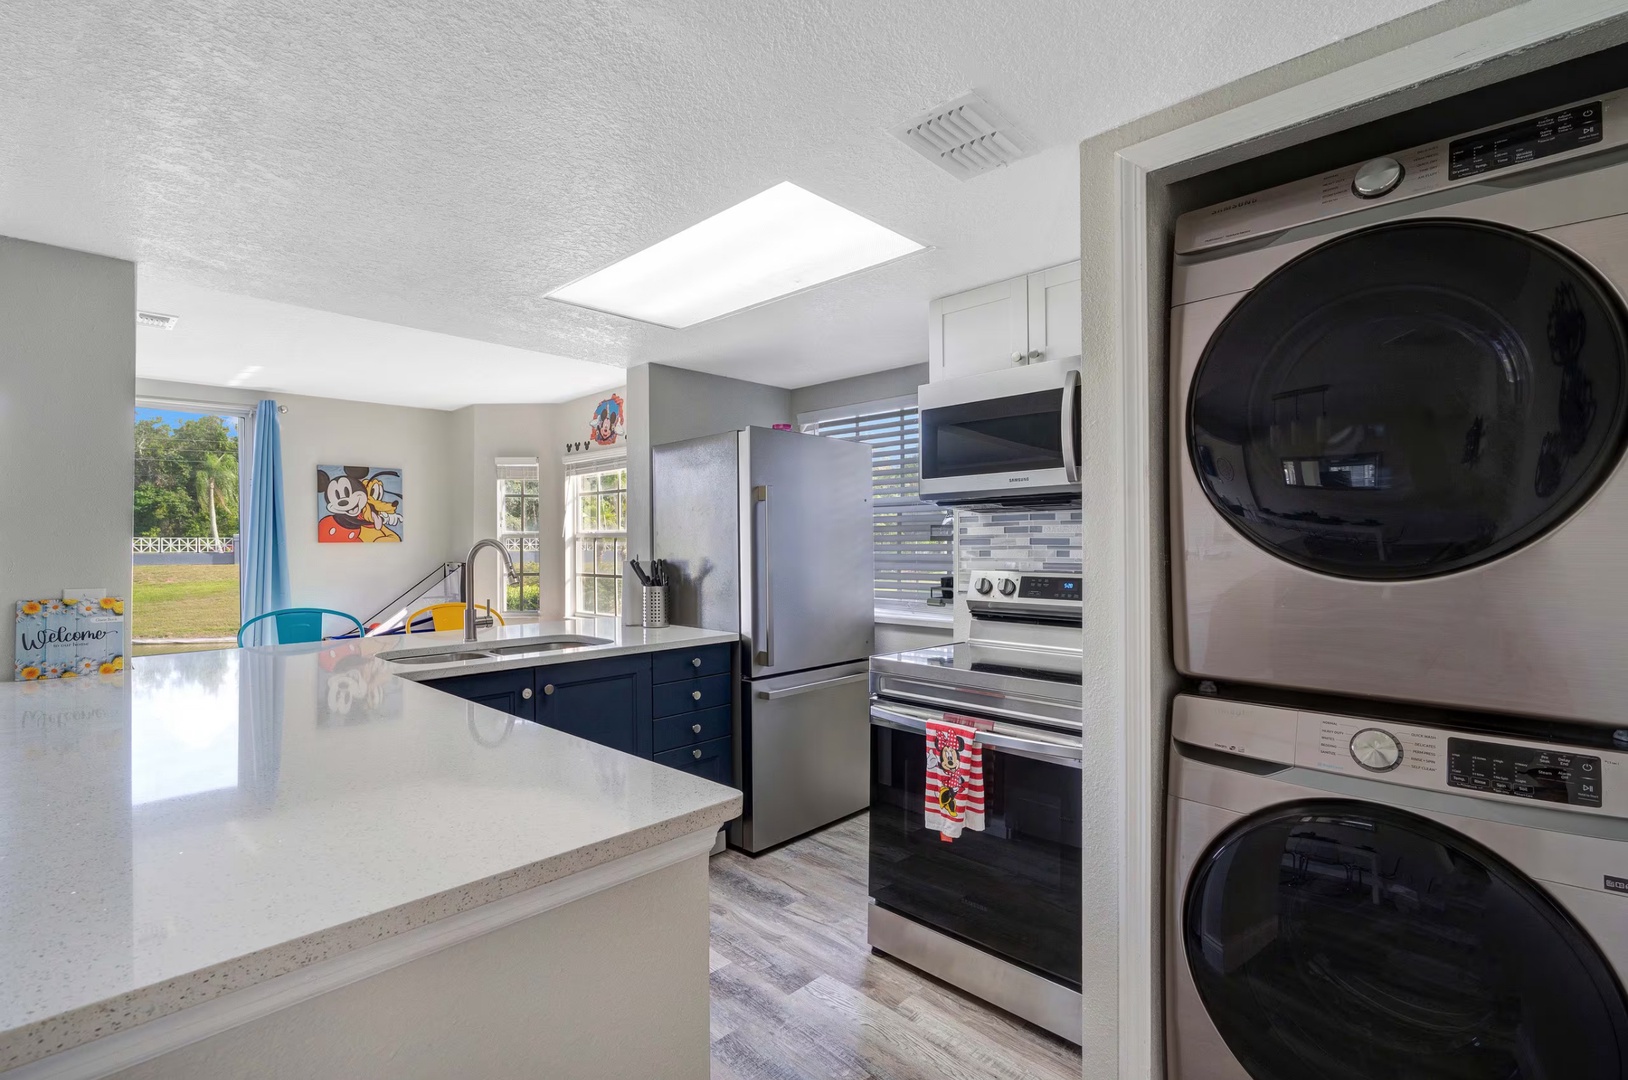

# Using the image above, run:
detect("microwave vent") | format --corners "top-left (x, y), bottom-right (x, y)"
top-left (893, 92), bottom-right (1028, 180)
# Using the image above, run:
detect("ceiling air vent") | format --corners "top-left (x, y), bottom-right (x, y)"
top-left (893, 92), bottom-right (1028, 180)
top-left (137, 310), bottom-right (179, 330)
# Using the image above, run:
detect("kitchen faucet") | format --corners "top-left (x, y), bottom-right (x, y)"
top-left (462, 539), bottom-right (514, 643)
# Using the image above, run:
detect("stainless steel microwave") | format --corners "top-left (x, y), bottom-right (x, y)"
top-left (916, 358), bottom-right (1081, 508)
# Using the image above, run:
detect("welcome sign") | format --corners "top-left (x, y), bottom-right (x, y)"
top-left (14, 598), bottom-right (125, 681)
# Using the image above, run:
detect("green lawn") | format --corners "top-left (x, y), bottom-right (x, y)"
top-left (131, 564), bottom-right (240, 654)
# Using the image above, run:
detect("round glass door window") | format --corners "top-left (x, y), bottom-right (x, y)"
top-left (1188, 220), bottom-right (1628, 579)
top-left (1184, 801), bottom-right (1628, 1079)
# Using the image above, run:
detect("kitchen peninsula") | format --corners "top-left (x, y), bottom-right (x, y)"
top-left (0, 621), bottom-right (741, 1080)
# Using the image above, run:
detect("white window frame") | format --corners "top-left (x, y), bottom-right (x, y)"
top-left (495, 458), bottom-right (541, 614)
top-left (798, 395), bottom-right (953, 618)
top-left (563, 449), bottom-right (628, 618)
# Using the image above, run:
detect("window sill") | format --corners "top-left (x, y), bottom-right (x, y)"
top-left (874, 607), bottom-right (955, 629)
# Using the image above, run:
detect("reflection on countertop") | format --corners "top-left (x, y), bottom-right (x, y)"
top-left (0, 621), bottom-right (742, 1073)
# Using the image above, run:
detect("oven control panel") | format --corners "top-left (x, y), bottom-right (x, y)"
top-left (968, 573), bottom-right (1082, 617)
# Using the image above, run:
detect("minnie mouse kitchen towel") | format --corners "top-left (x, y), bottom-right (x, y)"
top-left (925, 717), bottom-right (985, 840)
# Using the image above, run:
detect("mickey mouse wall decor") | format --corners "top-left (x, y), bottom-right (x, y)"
top-left (317, 465), bottom-right (403, 543)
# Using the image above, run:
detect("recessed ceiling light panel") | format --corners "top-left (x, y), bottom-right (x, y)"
top-left (546, 182), bottom-right (924, 328)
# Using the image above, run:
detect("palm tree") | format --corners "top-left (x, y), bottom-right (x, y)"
top-left (194, 452), bottom-right (238, 547)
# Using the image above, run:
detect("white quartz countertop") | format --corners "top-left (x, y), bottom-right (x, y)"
top-left (0, 621), bottom-right (742, 1072)
top-left (368, 616), bottom-right (739, 680)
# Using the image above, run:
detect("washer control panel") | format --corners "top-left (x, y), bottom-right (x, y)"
top-left (1447, 737), bottom-right (1603, 807)
top-left (1173, 696), bottom-right (1628, 817)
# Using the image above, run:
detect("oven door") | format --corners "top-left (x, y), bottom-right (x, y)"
top-left (917, 360), bottom-right (1082, 507)
top-left (868, 701), bottom-right (1083, 989)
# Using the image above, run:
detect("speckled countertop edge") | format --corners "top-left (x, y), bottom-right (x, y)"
top-left (1, 793), bottom-right (740, 1073)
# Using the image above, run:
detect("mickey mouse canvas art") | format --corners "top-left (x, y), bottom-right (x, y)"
top-left (317, 465), bottom-right (403, 543)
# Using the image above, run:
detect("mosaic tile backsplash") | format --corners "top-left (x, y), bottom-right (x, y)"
top-left (956, 509), bottom-right (1083, 589)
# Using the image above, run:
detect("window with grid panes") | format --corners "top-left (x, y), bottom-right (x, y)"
top-left (800, 403), bottom-right (952, 611)
top-left (496, 460), bottom-right (541, 612)
top-left (565, 456), bottom-right (628, 618)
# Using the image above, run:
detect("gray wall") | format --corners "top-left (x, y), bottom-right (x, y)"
top-left (625, 363), bottom-right (793, 622)
top-left (789, 363), bottom-right (927, 419)
top-left (1, 238), bottom-right (135, 672)
top-left (1073, 1), bottom-right (1528, 1075)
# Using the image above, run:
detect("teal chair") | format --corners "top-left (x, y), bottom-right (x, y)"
top-left (237, 608), bottom-right (366, 647)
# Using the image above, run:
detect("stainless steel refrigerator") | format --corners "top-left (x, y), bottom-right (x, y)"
top-left (653, 426), bottom-right (874, 852)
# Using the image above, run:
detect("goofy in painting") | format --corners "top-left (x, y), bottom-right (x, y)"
top-left (318, 467), bottom-right (402, 543)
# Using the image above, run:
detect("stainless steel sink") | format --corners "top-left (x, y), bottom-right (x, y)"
top-left (481, 636), bottom-right (612, 655)
top-left (384, 651), bottom-right (495, 665)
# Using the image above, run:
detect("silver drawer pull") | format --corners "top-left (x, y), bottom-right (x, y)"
top-left (543, 684), bottom-right (555, 696)
top-left (691, 657), bottom-right (702, 668)
top-left (692, 748), bottom-right (703, 759)
top-left (692, 723), bottom-right (703, 734)
top-left (692, 690), bottom-right (702, 701)
top-left (521, 688), bottom-right (532, 700)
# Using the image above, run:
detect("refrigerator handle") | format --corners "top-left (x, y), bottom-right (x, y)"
top-left (1062, 366), bottom-right (1081, 484)
top-left (755, 673), bottom-right (867, 700)
top-left (752, 484), bottom-right (773, 667)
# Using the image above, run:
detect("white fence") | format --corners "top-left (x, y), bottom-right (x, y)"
top-left (133, 537), bottom-right (235, 554)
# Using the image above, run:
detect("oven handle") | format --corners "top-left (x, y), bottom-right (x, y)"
top-left (869, 703), bottom-right (1084, 768)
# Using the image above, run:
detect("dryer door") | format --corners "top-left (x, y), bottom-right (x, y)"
top-left (1188, 219), bottom-right (1628, 580)
top-left (1184, 800), bottom-right (1628, 1080)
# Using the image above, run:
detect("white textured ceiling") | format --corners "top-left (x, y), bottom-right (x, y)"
top-left (0, 0), bottom-right (1436, 406)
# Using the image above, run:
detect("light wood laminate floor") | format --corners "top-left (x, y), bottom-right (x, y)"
top-left (708, 816), bottom-right (1082, 1080)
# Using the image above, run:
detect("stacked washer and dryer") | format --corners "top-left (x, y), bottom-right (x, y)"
top-left (1166, 92), bottom-right (1628, 1079)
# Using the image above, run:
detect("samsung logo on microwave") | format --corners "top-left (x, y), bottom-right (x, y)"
top-left (1007, 476), bottom-right (1031, 483)
top-left (1209, 197), bottom-right (1258, 216)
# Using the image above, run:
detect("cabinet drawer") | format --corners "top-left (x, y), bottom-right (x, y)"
top-left (652, 643), bottom-right (732, 684)
top-left (653, 673), bottom-right (731, 717)
top-left (653, 705), bottom-right (733, 753)
top-left (655, 735), bottom-right (733, 786)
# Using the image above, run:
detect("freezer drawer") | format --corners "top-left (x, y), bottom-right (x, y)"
top-left (731, 661), bottom-right (872, 853)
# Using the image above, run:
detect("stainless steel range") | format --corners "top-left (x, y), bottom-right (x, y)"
top-left (868, 570), bottom-right (1083, 1043)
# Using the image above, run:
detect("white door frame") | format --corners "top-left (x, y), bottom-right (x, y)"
top-left (1107, 2), bottom-right (1628, 1077)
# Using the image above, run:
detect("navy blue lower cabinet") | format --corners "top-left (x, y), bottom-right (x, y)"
top-left (422, 668), bottom-right (536, 722)
top-left (533, 654), bottom-right (653, 758)
top-left (655, 736), bottom-right (732, 786)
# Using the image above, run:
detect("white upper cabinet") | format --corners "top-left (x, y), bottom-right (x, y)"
top-left (1026, 261), bottom-right (1081, 365)
top-left (927, 276), bottom-right (1029, 381)
top-left (927, 260), bottom-right (1081, 381)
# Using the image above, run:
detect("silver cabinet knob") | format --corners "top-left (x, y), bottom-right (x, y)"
top-left (692, 690), bottom-right (702, 701)
top-left (521, 688), bottom-right (533, 700)
top-left (691, 657), bottom-right (702, 668)
top-left (543, 684), bottom-right (555, 696)
top-left (692, 748), bottom-right (703, 759)
top-left (692, 723), bottom-right (703, 734)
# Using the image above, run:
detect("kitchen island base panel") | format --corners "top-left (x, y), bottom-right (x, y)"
top-left (102, 854), bottom-right (710, 1080)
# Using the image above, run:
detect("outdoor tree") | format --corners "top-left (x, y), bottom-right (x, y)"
top-left (134, 415), bottom-right (240, 538)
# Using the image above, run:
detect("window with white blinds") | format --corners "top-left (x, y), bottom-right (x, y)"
top-left (801, 403), bottom-right (952, 611)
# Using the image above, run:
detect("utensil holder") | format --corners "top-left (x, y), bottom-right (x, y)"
top-left (640, 585), bottom-right (669, 628)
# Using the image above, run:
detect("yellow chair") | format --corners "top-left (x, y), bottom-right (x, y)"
top-left (405, 602), bottom-right (506, 633)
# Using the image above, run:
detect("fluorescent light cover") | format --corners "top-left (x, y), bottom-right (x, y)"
top-left (547, 182), bottom-right (924, 328)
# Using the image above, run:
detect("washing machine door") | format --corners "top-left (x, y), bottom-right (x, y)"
top-left (1188, 219), bottom-right (1628, 580)
top-left (1184, 800), bottom-right (1628, 1079)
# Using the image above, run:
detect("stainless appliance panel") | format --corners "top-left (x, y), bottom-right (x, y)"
top-left (732, 660), bottom-right (871, 853)
top-left (1170, 150), bottom-right (1628, 726)
top-left (652, 431), bottom-right (742, 633)
top-left (739, 427), bottom-right (874, 679)
top-left (869, 904), bottom-right (1083, 1044)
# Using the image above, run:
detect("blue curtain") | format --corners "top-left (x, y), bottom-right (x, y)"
top-left (240, 400), bottom-right (290, 646)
